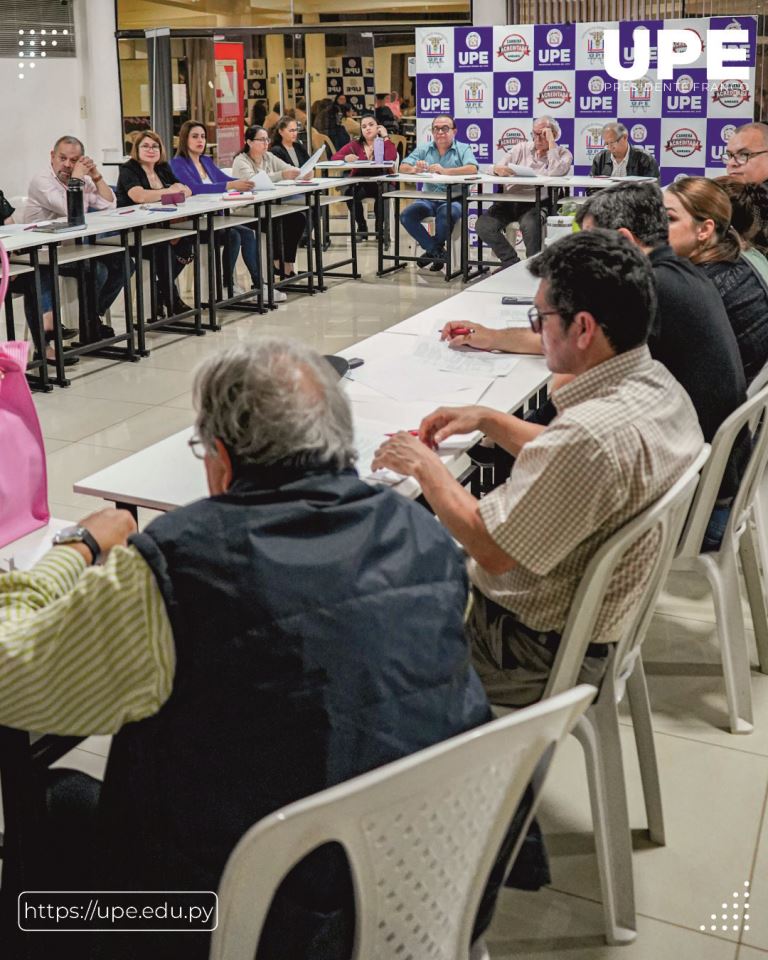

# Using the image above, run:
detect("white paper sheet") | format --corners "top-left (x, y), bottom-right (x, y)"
top-left (413, 338), bottom-right (519, 377)
top-left (347, 355), bottom-right (492, 404)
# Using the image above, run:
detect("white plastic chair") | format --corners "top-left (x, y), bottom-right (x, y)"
top-left (741, 363), bottom-right (768, 676)
top-left (209, 686), bottom-right (596, 960)
top-left (542, 446), bottom-right (709, 945)
top-left (670, 384), bottom-right (768, 734)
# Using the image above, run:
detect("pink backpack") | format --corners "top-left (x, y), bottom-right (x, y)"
top-left (0, 340), bottom-right (50, 548)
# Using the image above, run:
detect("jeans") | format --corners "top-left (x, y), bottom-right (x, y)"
top-left (399, 197), bottom-right (462, 254)
top-left (703, 503), bottom-right (732, 552)
top-left (228, 224), bottom-right (260, 287)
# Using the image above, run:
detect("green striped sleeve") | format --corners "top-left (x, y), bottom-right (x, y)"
top-left (0, 545), bottom-right (175, 736)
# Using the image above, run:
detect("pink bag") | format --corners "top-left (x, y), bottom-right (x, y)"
top-left (0, 340), bottom-right (50, 548)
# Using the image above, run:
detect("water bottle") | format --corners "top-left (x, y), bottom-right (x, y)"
top-left (373, 136), bottom-right (385, 163)
top-left (66, 178), bottom-right (85, 226)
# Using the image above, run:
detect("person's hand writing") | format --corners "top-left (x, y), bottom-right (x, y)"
top-left (440, 321), bottom-right (497, 351)
top-left (77, 507), bottom-right (137, 560)
top-left (414, 159), bottom-right (429, 172)
top-left (372, 431), bottom-right (442, 478)
top-left (427, 163), bottom-right (444, 174)
top-left (419, 405), bottom-right (490, 447)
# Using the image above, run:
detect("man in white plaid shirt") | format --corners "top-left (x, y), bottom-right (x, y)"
top-left (374, 230), bottom-right (704, 706)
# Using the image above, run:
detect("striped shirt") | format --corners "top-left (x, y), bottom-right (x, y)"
top-left (469, 346), bottom-right (704, 643)
top-left (0, 545), bottom-right (174, 735)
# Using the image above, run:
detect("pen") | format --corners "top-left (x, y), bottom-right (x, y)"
top-left (385, 430), bottom-right (420, 437)
top-left (448, 326), bottom-right (475, 336)
top-left (118, 209), bottom-right (136, 215)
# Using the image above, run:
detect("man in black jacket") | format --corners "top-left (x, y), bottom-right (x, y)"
top-left (589, 121), bottom-right (659, 179)
top-left (25, 337), bottom-right (495, 960)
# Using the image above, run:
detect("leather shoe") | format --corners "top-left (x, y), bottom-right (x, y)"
top-left (428, 247), bottom-right (446, 271)
top-left (172, 296), bottom-right (192, 315)
top-left (45, 326), bottom-right (78, 342)
top-left (416, 250), bottom-right (440, 268)
top-left (45, 354), bottom-right (80, 367)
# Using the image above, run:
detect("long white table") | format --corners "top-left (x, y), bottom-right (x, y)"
top-left (73, 259), bottom-right (549, 513)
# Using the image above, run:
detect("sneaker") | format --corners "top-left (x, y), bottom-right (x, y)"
top-left (265, 284), bottom-right (287, 303)
top-left (232, 282), bottom-right (247, 297)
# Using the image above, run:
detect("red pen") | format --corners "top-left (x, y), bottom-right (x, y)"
top-left (448, 326), bottom-right (475, 337)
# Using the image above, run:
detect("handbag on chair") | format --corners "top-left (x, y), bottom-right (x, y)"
top-left (0, 340), bottom-right (50, 548)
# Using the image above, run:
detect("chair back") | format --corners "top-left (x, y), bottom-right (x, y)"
top-left (544, 445), bottom-right (710, 700)
top-left (747, 360), bottom-right (768, 399)
top-left (208, 686), bottom-right (595, 960)
top-left (677, 385), bottom-right (768, 558)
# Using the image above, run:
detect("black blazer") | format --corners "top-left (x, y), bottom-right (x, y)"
top-left (589, 145), bottom-right (659, 179)
top-left (270, 141), bottom-right (310, 168)
top-left (115, 158), bottom-right (178, 207)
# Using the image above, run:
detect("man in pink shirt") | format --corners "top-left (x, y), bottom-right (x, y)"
top-left (24, 135), bottom-right (129, 340)
top-left (475, 116), bottom-right (572, 268)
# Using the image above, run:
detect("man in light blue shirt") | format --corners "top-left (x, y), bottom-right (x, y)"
top-left (400, 115), bottom-right (478, 270)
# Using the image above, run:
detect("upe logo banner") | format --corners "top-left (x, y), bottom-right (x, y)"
top-left (415, 18), bottom-right (754, 181)
top-left (457, 119), bottom-right (493, 161)
top-left (455, 27), bottom-right (493, 71)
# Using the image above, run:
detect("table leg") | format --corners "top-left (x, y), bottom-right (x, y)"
top-left (134, 229), bottom-right (148, 357)
top-left (47, 244), bottom-right (69, 387)
top-left (29, 248), bottom-right (50, 391)
top-left (205, 212), bottom-right (218, 331)
top-left (120, 230), bottom-right (137, 362)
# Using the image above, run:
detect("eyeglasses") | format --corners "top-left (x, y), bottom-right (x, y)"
top-left (603, 137), bottom-right (625, 147)
top-left (723, 149), bottom-right (768, 166)
top-left (527, 306), bottom-right (562, 334)
top-left (139, 142), bottom-right (161, 150)
top-left (188, 435), bottom-right (207, 460)
top-left (431, 125), bottom-right (453, 133)
top-left (252, 137), bottom-right (269, 143)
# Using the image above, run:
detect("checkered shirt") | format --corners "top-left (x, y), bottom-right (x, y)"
top-left (469, 345), bottom-right (704, 644)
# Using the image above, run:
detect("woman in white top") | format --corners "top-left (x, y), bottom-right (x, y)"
top-left (232, 125), bottom-right (308, 280)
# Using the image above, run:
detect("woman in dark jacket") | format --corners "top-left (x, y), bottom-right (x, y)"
top-left (331, 113), bottom-right (397, 238)
top-left (270, 115), bottom-right (311, 168)
top-left (116, 130), bottom-right (195, 317)
top-left (665, 176), bottom-right (768, 385)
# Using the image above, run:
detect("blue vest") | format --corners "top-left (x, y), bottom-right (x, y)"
top-left (95, 466), bottom-right (490, 957)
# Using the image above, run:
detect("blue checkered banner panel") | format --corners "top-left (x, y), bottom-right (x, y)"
top-left (415, 20), bottom-right (757, 184)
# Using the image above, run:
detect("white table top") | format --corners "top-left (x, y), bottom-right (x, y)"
top-left (74, 280), bottom-right (550, 511)
top-left (463, 259), bottom-right (539, 297)
top-left (477, 173), bottom-right (656, 190)
top-left (0, 519), bottom-right (70, 572)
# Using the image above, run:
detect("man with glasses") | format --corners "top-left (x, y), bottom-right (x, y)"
top-left (399, 114), bottom-right (478, 270)
top-left (373, 230), bottom-right (703, 705)
top-left (724, 122), bottom-right (768, 185)
top-left (475, 116), bottom-right (572, 269)
top-left (589, 121), bottom-right (659, 180)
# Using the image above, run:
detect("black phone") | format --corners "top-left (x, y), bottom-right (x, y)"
top-left (501, 296), bottom-right (533, 305)
top-left (347, 357), bottom-right (364, 368)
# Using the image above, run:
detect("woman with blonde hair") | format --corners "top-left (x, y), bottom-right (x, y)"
top-left (665, 176), bottom-right (768, 384)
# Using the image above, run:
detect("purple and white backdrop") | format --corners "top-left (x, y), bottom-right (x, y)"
top-left (415, 18), bottom-right (756, 187)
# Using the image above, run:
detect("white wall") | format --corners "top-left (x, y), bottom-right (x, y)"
top-left (1, 0), bottom-right (122, 201)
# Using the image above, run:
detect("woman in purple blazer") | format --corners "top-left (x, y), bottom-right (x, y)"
top-left (171, 120), bottom-right (266, 298)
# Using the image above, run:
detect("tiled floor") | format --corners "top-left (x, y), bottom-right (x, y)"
top-left (13, 240), bottom-right (768, 959)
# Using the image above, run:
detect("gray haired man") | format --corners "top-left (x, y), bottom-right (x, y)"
top-left (475, 115), bottom-right (572, 267)
top-left (3, 337), bottom-right (491, 960)
top-left (589, 121), bottom-right (659, 179)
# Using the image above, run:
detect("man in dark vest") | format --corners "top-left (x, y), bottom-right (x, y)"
top-left (3, 337), bottom-right (492, 959)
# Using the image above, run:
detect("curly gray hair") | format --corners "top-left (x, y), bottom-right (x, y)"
top-left (193, 338), bottom-right (356, 471)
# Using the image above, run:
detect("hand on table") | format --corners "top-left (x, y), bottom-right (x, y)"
top-left (493, 164), bottom-right (514, 177)
top-left (282, 167), bottom-right (301, 179)
top-left (372, 430), bottom-right (442, 478)
top-left (229, 179), bottom-right (254, 192)
top-left (174, 182), bottom-right (192, 197)
top-left (298, 168), bottom-right (315, 181)
top-left (419, 405), bottom-right (490, 447)
top-left (78, 507), bottom-right (137, 560)
top-left (440, 321), bottom-right (498, 351)
top-left (414, 159), bottom-right (429, 173)
top-left (427, 163), bottom-right (445, 174)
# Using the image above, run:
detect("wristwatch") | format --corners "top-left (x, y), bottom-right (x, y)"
top-left (52, 525), bottom-right (102, 565)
